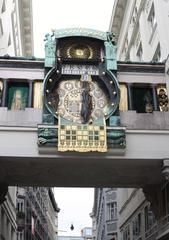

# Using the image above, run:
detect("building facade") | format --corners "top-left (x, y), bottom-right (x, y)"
top-left (0, 187), bottom-right (17, 240)
top-left (91, 188), bottom-right (119, 240)
top-left (108, 0), bottom-right (169, 239)
top-left (16, 187), bottom-right (59, 240)
top-left (0, 0), bottom-right (33, 56)
top-left (109, 0), bottom-right (169, 63)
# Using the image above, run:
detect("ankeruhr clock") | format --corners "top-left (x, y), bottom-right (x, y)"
top-left (38, 28), bottom-right (126, 153)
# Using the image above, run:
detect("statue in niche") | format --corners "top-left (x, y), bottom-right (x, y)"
top-left (11, 89), bottom-right (24, 110)
top-left (143, 91), bottom-right (153, 113)
top-left (158, 88), bottom-right (169, 111)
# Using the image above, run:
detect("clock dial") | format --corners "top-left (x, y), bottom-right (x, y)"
top-left (44, 68), bottom-right (120, 123)
top-left (56, 79), bottom-right (108, 123)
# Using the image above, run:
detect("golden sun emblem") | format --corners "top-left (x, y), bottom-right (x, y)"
top-left (67, 44), bottom-right (93, 59)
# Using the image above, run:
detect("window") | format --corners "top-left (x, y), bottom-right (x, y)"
top-left (135, 31), bottom-right (141, 48)
top-left (136, 43), bottom-right (143, 62)
top-left (144, 205), bottom-right (156, 231)
top-left (1, 0), bottom-right (6, 13)
top-left (153, 44), bottom-right (161, 62)
top-left (7, 82), bottom-right (29, 110)
top-left (0, 18), bottom-right (3, 37)
top-left (132, 86), bottom-right (154, 113)
top-left (134, 6), bottom-right (138, 16)
top-left (17, 231), bottom-right (24, 240)
top-left (148, 4), bottom-right (157, 32)
top-left (123, 225), bottom-right (130, 240)
top-left (107, 202), bottom-right (117, 220)
top-left (17, 198), bottom-right (24, 212)
top-left (132, 213), bottom-right (141, 240)
top-left (8, 34), bottom-right (11, 46)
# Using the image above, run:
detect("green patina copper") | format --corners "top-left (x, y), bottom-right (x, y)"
top-left (44, 28), bottom-right (117, 70)
top-left (107, 128), bottom-right (126, 149)
top-left (104, 32), bottom-right (117, 71)
top-left (109, 116), bottom-right (121, 126)
top-left (54, 28), bottom-right (107, 40)
top-left (44, 33), bottom-right (56, 67)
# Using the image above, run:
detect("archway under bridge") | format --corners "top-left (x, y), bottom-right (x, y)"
top-left (0, 126), bottom-right (168, 188)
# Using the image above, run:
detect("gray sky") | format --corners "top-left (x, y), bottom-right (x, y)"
top-left (33, 0), bottom-right (114, 57)
top-left (54, 188), bottom-right (94, 236)
top-left (32, 0), bottom-right (114, 236)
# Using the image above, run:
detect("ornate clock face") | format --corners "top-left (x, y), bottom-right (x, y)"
top-left (44, 67), bottom-right (120, 124)
top-left (56, 79), bottom-right (108, 123)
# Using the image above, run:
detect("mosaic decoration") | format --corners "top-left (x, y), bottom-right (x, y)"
top-left (58, 117), bottom-right (107, 152)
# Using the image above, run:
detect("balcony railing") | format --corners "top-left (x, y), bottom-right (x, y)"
top-left (145, 214), bottom-right (169, 239)
top-left (145, 223), bottom-right (158, 240)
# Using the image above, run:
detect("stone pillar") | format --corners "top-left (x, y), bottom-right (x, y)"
top-left (1, 79), bottom-right (8, 107)
top-left (152, 84), bottom-right (158, 111)
top-left (126, 83), bottom-right (133, 110)
top-left (28, 80), bottom-right (33, 108)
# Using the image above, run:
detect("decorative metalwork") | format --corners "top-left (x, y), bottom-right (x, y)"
top-left (58, 37), bottom-right (102, 60)
top-left (67, 43), bottom-right (93, 59)
top-left (58, 117), bottom-right (107, 152)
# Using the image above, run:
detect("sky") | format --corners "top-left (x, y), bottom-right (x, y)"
top-left (33, 0), bottom-right (114, 57)
top-left (54, 188), bottom-right (94, 236)
top-left (32, 0), bottom-right (114, 236)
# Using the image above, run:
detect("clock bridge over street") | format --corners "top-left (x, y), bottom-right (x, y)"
top-left (0, 28), bottom-right (169, 220)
